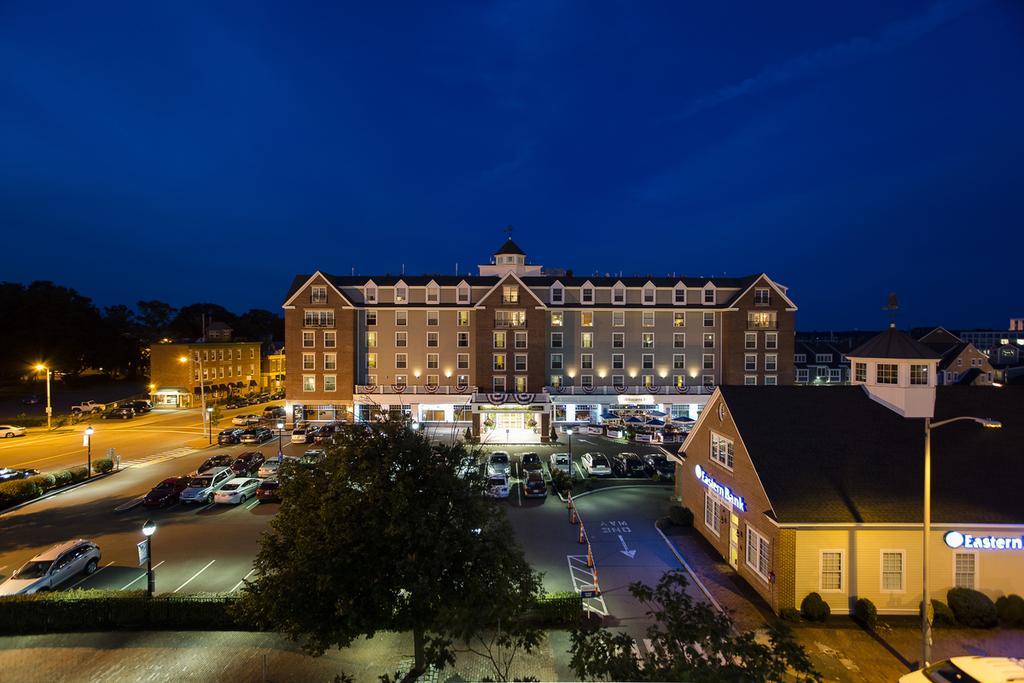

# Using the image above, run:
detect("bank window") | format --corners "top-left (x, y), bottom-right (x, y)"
top-left (581, 312), bottom-right (594, 327)
top-left (910, 364), bottom-right (929, 385)
top-left (954, 552), bottom-right (976, 589)
top-left (703, 354), bottom-right (714, 369)
top-left (493, 354), bottom-right (506, 371)
top-left (324, 375), bottom-right (337, 392)
top-left (426, 332), bottom-right (439, 348)
top-left (457, 310), bottom-right (470, 326)
top-left (324, 353), bottom-right (337, 371)
top-left (674, 332), bottom-right (685, 348)
top-left (820, 550), bottom-right (844, 592)
top-left (395, 332), bottom-right (408, 348)
top-left (551, 353), bottom-right (563, 370)
top-left (581, 332), bottom-right (593, 349)
top-left (642, 353), bottom-right (654, 369)
top-left (881, 551), bottom-right (905, 592)
top-left (426, 310), bottom-right (439, 326)
top-left (642, 333), bottom-right (654, 349)
top-left (367, 353), bottom-right (377, 369)
top-left (642, 311), bottom-right (655, 327)
top-left (493, 331), bottom-right (506, 349)
top-left (302, 331), bottom-right (315, 348)
top-left (746, 527), bottom-right (771, 582)
top-left (395, 353), bottom-right (408, 369)
top-left (673, 354), bottom-right (685, 370)
top-left (551, 332), bottom-right (563, 349)
top-left (581, 354), bottom-right (593, 370)
top-left (457, 353), bottom-right (470, 369)
top-left (427, 353), bottom-right (439, 369)
top-left (302, 375), bottom-right (315, 392)
top-left (745, 333), bottom-right (757, 350)
top-left (613, 311), bottom-right (625, 327)
top-left (458, 332), bottom-right (469, 348)
top-left (396, 311), bottom-right (407, 326)
top-left (704, 492), bottom-right (721, 536)
top-left (612, 353), bottom-right (624, 369)
top-left (710, 432), bottom-right (734, 469)
top-left (551, 312), bottom-right (563, 327)
top-left (877, 363), bottom-right (898, 385)
top-left (302, 353), bottom-right (315, 371)
top-left (514, 354), bottom-right (527, 371)
top-left (613, 332), bottom-right (624, 348)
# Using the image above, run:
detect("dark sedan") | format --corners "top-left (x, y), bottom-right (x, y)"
top-left (142, 476), bottom-right (191, 507)
top-left (255, 478), bottom-right (280, 503)
top-left (520, 452), bottom-right (542, 473)
top-left (611, 452), bottom-right (646, 477)
top-left (197, 454), bottom-right (234, 474)
top-left (643, 454), bottom-right (675, 480)
top-left (312, 425), bottom-right (337, 444)
top-left (231, 451), bottom-right (266, 476)
top-left (523, 471), bottom-right (547, 497)
top-left (217, 428), bottom-right (245, 445)
top-left (101, 407), bottom-right (134, 420)
top-left (240, 427), bottom-right (273, 444)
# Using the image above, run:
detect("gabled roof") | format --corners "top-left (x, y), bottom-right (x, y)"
top-left (474, 271), bottom-right (547, 308)
top-left (708, 386), bottom-right (1023, 524)
top-left (281, 271), bottom-right (354, 308)
top-left (848, 325), bottom-right (942, 360)
top-left (918, 326), bottom-right (961, 345)
top-left (495, 238), bottom-right (526, 256)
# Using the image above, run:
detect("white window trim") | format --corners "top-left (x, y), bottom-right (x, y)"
top-left (673, 284), bottom-right (686, 305)
top-left (457, 283), bottom-right (471, 304)
top-left (302, 330), bottom-right (315, 348)
top-left (703, 285), bottom-right (716, 305)
top-left (703, 491), bottom-right (721, 537)
top-left (302, 375), bottom-right (315, 392)
top-left (880, 549), bottom-right (906, 593)
top-left (819, 549), bottom-right (845, 593)
top-left (642, 284), bottom-right (656, 306)
top-left (612, 284), bottom-right (625, 305)
top-left (745, 526), bottom-right (771, 584)
top-left (425, 282), bottom-right (440, 304)
top-left (581, 283), bottom-right (595, 305)
top-left (709, 430), bottom-right (734, 470)
top-left (323, 374), bottom-right (337, 392)
top-left (550, 283), bottom-right (564, 304)
top-left (953, 550), bottom-right (979, 589)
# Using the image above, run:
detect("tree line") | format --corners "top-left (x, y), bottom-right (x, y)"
top-left (0, 281), bottom-right (283, 380)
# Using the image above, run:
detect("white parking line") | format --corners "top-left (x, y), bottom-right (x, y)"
top-left (120, 561), bottom-right (165, 590)
top-left (244, 497), bottom-right (261, 511)
top-left (66, 561), bottom-right (114, 589)
top-left (566, 555), bottom-right (608, 616)
top-left (172, 560), bottom-right (215, 593)
top-left (230, 568), bottom-right (256, 593)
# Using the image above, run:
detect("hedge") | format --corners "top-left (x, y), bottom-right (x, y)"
top-left (0, 465), bottom-right (114, 510)
top-left (922, 599), bottom-right (957, 626)
top-left (800, 592), bottom-right (830, 622)
top-left (668, 505), bottom-right (693, 527)
top-left (93, 458), bottom-right (114, 474)
top-left (854, 598), bottom-right (877, 631)
top-left (0, 480), bottom-right (42, 506)
top-left (0, 590), bottom-right (247, 634)
top-left (996, 594), bottom-right (1024, 627)
top-left (523, 592), bottom-right (584, 628)
top-left (947, 588), bottom-right (998, 628)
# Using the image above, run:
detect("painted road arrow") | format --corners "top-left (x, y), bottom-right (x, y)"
top-left (618, 534), bottom-right (636, 559)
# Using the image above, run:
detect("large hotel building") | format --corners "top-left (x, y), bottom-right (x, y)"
top-left (282, 238), bottom-right (796, 438)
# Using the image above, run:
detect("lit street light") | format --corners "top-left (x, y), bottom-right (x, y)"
top-left (276, 420), bottom-right (285, 456)
top-left (179, 354), bottom-right (208, 439)
top-left (142, 519), bottom-right (157, 598)
top-left (565, 427), bottom-right (574, 479)
top-left (84, 426), bottom-right (94, 477)
top-left (34, 364), bottom-right (53, 430)
top-left (206, 406), bottom-right (214, 445)
top-left (921, 415), bottom-right (1002, 667)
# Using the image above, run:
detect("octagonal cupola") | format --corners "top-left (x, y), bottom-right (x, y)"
top-left (847, 324), bottom-right (942, 418)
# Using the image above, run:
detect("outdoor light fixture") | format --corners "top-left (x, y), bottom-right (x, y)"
top-left (142, 519), bottom-right (156, 537)
top-left (142, 519), bottom-right (156, 598)
top-left (34, 363), bottom-right (53, 430)
top-left (84, 426), bottom-right (95, 478)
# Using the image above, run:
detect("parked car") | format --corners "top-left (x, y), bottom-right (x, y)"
top-left (299, 449), bottom-right (325, 467)
top-left (246, 394), bottom-right (263, 405)
top-left (0, 467), bottom-right (39, 482)
top-left (485, 472), bottom-right (510, 498)
top-left (197, 454), bottom-right (234, 474)
top-left (217, 428), bottom-right (245, 445)
top-left (581, 452), bottom-right (612, 477)
top-left (900, 657), bottom-right (1024, 683)
top-left (312, 425), bottom-right (337, 444)
top-left (213, 477), bottom-right (261, 505)
top-left (231, 451), bottom-right (266, 476)
top-left (523, 471), bottom-right (547, 497)
top-left (101, 407), bottom-right (134, 420)
top-left (262, 406), bottom-right (286, 419)
top-left (232, 414), bottom-right (261, 426)
top-left (179, 467), bottom-right (234, 504)
top-left (290, 428), bottom-right (310, 444)
top-left (142, 476), bottom-right (191, 507)
top-left (487, 451), bottom-right (510, 476)
top-left (270, 390), bottom-right (285, 400)
top-left (239, 427), bottom-right (273, 444)
top-left (120, 400), bottom-right (152, 413)
top-left (0, 425), bottom-right (27, 438)
top-left (611, 452), bottom-right (646, 477)
top-left (21, 395), bottom-right (40, 405)
top-left (224, 398), bottom-right (248, 409)
top-left (257, 456), bottom-right (298, 478)
top-left (520, 452), bottom-right (542, 473)
top-left (70, 401), bottom-right (105, 414)
top-left (642, 454), bottom-right (675, 480)
top-left (549, 452), bottom-right (571, 475)
top-left (0, 540), bottom-right (101, 596)
top-left (255, 478), bottom-right (281, 503)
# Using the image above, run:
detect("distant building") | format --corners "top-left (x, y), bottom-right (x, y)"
top-left (261, 343), bottom-right (286, 393)
top-left (959, 318), bottom-right (1024, 354)
top-left (793, 340), bottom-right (851, 385)
top-left (205, 321), bottom-right (234, 342)
top-left (149, 340), bottom-right (262, 407)
top-left (918, 327), bottom-right (995, 386)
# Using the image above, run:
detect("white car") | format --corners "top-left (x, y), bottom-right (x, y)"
top-left (899, 657), bottom-right (1024, 683)
top-left (258, 456), bottom-right (297, 478)
top-left (0, 425), bottom-right (27, 438)
top-left (213, 477), bottom-right (261, 504)
top-left (549, 452), bottom-right (570, 474)
top-left (179, 467), bottom-right (234, 504)
top-left (581, 452), bottom-right (612, 477)
top-left (485, 472), bottom-right (510, 498)
top-left (0, 540), bottom-right (101, 596)
top-left (487, 451), bottom-right (510, 476)
top-left (290, 428), bottom-right (310, 444)
top-left (232, 414), bottom-right (261, 426)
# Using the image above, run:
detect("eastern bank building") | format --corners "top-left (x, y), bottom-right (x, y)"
top-left (678, 326), bottom-right (1024, 616)
top-left (281, 238), bottom-right (796, 438)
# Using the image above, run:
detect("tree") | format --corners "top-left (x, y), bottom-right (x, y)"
top-left (136, 300), bottom-right (177, 339)
top-left (568, 571), bottom-right (820, 682)
top-left (169, 303), bottom-right (237, 340)
top-left (237, 420), bottom-right (544, 682)
top-left (233, 308), bottom-right (284, 341)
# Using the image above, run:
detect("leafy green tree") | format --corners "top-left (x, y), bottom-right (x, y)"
top-left (237, 420), bottom-right (544, 683)
top-left (569, 571), bottom-right (820, 682)
top-left (136, 300), bottom-right (177, 339)
top-left (233, 308), bottom-right (284, 341)
top-left (169, 303), bottom-right (237, 340)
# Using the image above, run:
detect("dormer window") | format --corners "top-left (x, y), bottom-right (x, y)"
top-left (581, 284), bottom-right (594, 305)
top-left (612, 284), bottom-right (625, 305)
top-left (643, 283), bottom-right (656, 305)
top-left (394, 282), bottom-right (407, 304)
top-left (754, 288), bottom-right (770, 306)
top-left (673, 285), bottom-right (686, 305)
top-left (502, 285), bottom-right (520, 304)
top-left (365, 282), bottom-right (378, 304)
top-left (703, 286), bottom-right (715, 305)
top-left (311, 286), bottom-right (327, 304)
top-left (426, 282), bottom-right (440, 304)
top-left (550, 283), bottom-right (564, 304)
top-left (457, 283), bottom-right (470, 304)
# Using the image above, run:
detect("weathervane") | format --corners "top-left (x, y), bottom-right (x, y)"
top-left (504, 224), bottom-right (513, 239)
top-left (882, 292), bottom-right (899, 328)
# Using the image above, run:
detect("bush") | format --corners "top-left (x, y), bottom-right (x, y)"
top-left (93, 458), bottom-right (114, 474)
top-left (0, 479), bottom-right (43, 506)
top-left (947, 588), bottom-right (998, 628)
top-left (550, 469), bottom-right (572, 494)
top-left (800, 592), bottom-right (830, 622)
top-left (779, 607), bottom-right (801, 623)
top-left (25, 473), bottom-right (57, 491)
top-left (53, 470), bottom-right (74, 487)
top-left (68, 466), bottom-right (89, 483)
top-left (854, 598), bottom-right (878, 630)
top-left (525, 592), bottom-right (583, 628)
top-left (922, 599), bottom-right (957, 626)
top-left (995, 594), bottom-right (1024, 627)
top-left (668, 505), bottom-right (694, 527)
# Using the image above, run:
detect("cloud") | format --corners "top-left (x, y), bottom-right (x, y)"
top-left (677, 0), bottom-right (983, 118)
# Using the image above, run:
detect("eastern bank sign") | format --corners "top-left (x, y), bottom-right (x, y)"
top-left (694, 464), bottom-right (746, 512)
top-left (944, 531), bottom-right (1024, 551)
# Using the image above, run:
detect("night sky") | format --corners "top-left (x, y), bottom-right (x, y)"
top-left (2, 1), bottom-right (1022, 330)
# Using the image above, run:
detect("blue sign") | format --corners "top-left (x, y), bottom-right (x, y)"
top-left (944, 530), bottom-right (1023, 550)
top-left (579, 589), bottom-right (600, 598)
top-left (694, 464), bottom-right (746, 512)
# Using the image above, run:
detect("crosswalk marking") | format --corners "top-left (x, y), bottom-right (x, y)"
top-left (566, 554), bottom-right (608, 616)
top-left (121, 446), bottom-right (198, 468)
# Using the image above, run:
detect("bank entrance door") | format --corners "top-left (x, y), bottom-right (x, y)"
top-left (492, 412), bottom-right (525, 431)
top-left (728, 512), bottom-right (739, 569)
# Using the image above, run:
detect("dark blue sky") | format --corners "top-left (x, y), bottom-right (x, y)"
top-left (2, 1), bottom-right (1022, 329)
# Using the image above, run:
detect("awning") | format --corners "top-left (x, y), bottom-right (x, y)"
top-left (625, 416), bottom-right (645, 424)
top-left (648, 418), bottom-right (666, 426)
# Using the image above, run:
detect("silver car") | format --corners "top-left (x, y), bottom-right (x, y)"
top-left (213, 477), bottom-right (261, 504)
top-left (0, 539), bottom-right (101, 596)
top-left (179, 467), bottom-right (234, 504)
top-left (549, 452), bottom-right (570, 475)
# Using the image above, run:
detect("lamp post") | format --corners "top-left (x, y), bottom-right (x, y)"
top-left (276, 420), bottom-right (285, 456)
top-left (179, 354), bottom-right (206, 434)
top-left (34, 364), bottom-right (52, 430)
top-left (142, 519), bottom-right (156, 598)
top-left (84, 426), bottom-right (94, 477)
top-left (565, 427), bottom-right (573, 479)
top-left (921, 415), bottom-right (1001, 667)
top-left (206, 406), bottom-right (213, 445)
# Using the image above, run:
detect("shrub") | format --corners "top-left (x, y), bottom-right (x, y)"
top-left (93, 458), bottom-right (114, 474)
top-left (854, 598), bottom-right (877, 631)
top-left (550, 469), bottom-right (572, 494)
top-left (800, 592), bottom-right (830, 622)
top-left (947, 588), bottom-right (998, 628)
top-left (464, 427), bottom-right (474, 442)
top-left (779, 607), bottom-right (801, 623)
top-left (922, 599), bottom-right (957, 626)
top-left (525, 592), bottom-right (583, 628)
top-left (25, 473), bottom-right (57, 491)
top-left (996, 594), bottom-right (1024, 627)
top-left (68, 466), bottom-right (89, 483)
top-left (668, 505), bottom-right (694, 527)
top-left (53, 470), bottom-right (74, 487)
top-left (0, 479), bottom-right (42, 506)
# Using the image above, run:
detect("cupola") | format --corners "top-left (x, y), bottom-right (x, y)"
top-left (847, 324), bottom-right (942, 418)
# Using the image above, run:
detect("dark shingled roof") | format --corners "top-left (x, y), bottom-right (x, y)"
top-left (848, 326), bottom-right (942, 360)
top-left (495, 238), bottom-right (526, 256)
top-left (711, 386), bottom-right (1022, 524)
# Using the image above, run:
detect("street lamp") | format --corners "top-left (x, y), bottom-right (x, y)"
top-left (179, 354), bottom-right (207, 436)
top-left (565, 427), bottom-right (573, 479)
top-left (34, 364), bottom-right (53, 430)
top-left (276, 420), bottom-right (285, 456)
top-left (921, 415), bottom-right (1002, 667)
top-left (84, 426), bottom-right (94, 477)
top-left (142, 519), bottom-right (157, 598)
top-left (206, 406), bottom-right (213, 445)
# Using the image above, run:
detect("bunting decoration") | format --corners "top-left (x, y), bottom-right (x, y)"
top-left (391, 383), bottom-right (407, 393)
top-left (581, 384), bottom-right (594, 394)
top-left (486, 392), bottom-right (507, 405)
top-left (455, 382), bottom-right (470, 393)
top-left (614, 383), bottom-right (627, 394)
top-left (514, 392), bottom-right (535, 404)
top-left (424, 383), bottom-right (438, 393)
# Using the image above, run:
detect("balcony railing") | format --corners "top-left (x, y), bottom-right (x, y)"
top-left (355, 384), bottom-right (478, 395)
top-left (545, 385), bottom-right (715, 396)
top-left (494, 319), bottom-right (527, 328)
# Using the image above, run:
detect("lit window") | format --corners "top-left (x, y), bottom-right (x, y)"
top-left (551, 312), bottom-right (563, 327)
top-left (954, 552), bottom-right (976, 589)
top-left (302, 375), bottom-right (315, 392)
top-left (710, 432), bottom-right (733, 468)
top-left (910, 364), bottom-right (929, 385)
top-left (642, 333), bottom-right (654, 349)
top-left (493, 354), bottom-right (506, 371)
top-left (502, 285), bottom-right (519, 304)
top-left (881, 551), bottom-right (904, 592)
top-left (457, 310), bottom-right (470, 326)
top-left (581, 332), bottom-right (593, 349)
top-left (493, 331), bottom-right (506, 349)
top-left (581, 312), bottom-right (594, 327)
top-left (366, 331), bottom-right (377, 348)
